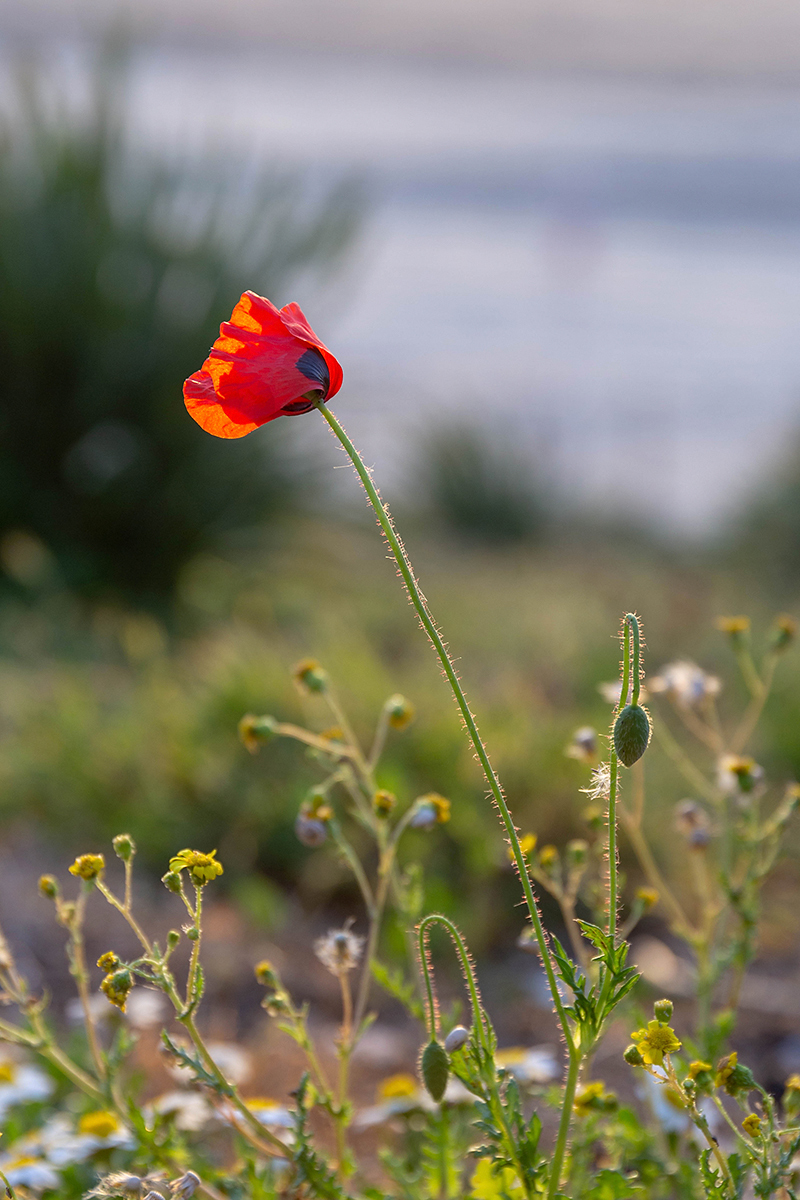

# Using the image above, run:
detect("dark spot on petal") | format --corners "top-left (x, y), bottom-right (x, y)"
top-left (295, 348), bottom-right (330, 397)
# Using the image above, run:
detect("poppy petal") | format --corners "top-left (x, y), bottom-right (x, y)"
top-left (183, 293), bottom-right (343, 438)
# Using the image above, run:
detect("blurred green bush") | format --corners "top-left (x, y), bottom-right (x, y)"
top-left (0, 42), bottom-right (360, 601)
top-left (422, 424), bottom-right (545, 544)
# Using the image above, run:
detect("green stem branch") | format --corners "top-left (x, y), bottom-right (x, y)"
top-left (317, 403), bottom-right (573, 1050)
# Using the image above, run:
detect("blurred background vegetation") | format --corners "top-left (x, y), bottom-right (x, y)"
top-left (0, 37), bottom-right (799, 975)
top-left (0, 41), bottom-right (359, 602)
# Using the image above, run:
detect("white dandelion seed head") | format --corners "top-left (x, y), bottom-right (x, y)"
top-left (314, 924), bottom-right (364, 976)
top-left (581, 762), bottom-right (611, 803)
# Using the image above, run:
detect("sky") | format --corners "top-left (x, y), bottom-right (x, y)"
top-left (3, 1), bottom-right (800, 534)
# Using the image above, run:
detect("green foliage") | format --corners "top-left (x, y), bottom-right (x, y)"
top-left (0, 42), bottom-right (359, 601)
top-left (423, 425), bottom-right (544, 545)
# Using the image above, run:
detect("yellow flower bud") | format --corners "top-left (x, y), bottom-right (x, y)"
top-left (69, 854), bottom-right (105, 882)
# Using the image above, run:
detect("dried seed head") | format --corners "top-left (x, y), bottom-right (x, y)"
top-left (566, 726), bottom-right (599, 763)
top-left (649, 661), bottom-right (721, 708)
top-left (314, 925), bottom-right (364, 976)
top-left (170, 1172), bottom-right (201, 1198)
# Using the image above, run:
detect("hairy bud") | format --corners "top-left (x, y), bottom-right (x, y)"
top-left (613, 704), bottom-right (651, 767)
top-left (421, 1040), bottom-right (449, 1102)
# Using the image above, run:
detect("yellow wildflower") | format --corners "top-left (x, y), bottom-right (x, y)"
top-left (378, 1073), bottom-right (418, 1101)
top-left (742, 1114), bottom-right (762, 1138)
top-left (630, 1021), bottom-right (681, 1066)
top-left (169, 849), bottom-right (223, 887)
top-left (79, 1110), bottom-right (121, 1138)
top-left (69, 854), bottom-right (105, 882)
top-left (508, 834), bottom-right (536, 863)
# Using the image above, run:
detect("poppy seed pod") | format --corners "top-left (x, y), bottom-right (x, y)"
top-left (421, 1040), bottom-right (449, 1102)
top-left (613, 704), bottom-right (651, 767)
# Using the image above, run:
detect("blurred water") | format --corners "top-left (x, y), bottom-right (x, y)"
top-left (20, 44), bottom-right (800, 533)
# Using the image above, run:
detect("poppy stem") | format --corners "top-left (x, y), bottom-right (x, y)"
top-left (315, 402), bottom-right (575, 1052)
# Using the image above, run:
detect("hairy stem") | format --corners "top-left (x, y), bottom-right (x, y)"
top-left (317, 403), bottom-right (573, 1049)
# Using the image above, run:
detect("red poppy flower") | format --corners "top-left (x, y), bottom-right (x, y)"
top-left (183, 291), bottom-right (343, 439)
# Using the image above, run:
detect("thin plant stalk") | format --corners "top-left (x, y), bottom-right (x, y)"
top-left (315, 402), bottom-right (574, 1048)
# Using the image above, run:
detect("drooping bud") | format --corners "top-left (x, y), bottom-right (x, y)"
top-left (420, 1040), bottom-right (449, 1102)
top-left (97, 951), bottom-right (121, 975)
top-left (162, 871), bottom-right (182, 894)
top-left (613, 704), bottom-right (651, 767)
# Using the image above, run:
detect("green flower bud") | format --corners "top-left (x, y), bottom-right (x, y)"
top-left (255, 960), bottom-right (280, 989)
top-left (112, 834), bottom-right (136, 862)
top-left (185, 926), bottom-right (200, 942)
top-left (38, 875), bottom-right (59, 899)
top-left (386, 694), bottom-right (415, 730)
top-left (101, 968), bottom-right (133, 1011)
top-left (292, 659), bottom-right (328, 694)
top-left (565, 839), bottom-right (589, 869)
top-left (654, 998), bottom-right (674, 1024)
top-left (421, 1040), bottom-right (449, 1102)
top-left (624, 1044), bottom-right (645, 1067)
top-left (167, 929), bottom-right (181, 949)
top-left (162, 871), bottom-right (182, 894)
top-left (715, 1052), bottom-right (756, 1097)
top-left (239, 714), bottom-right (278, 753)
top-left (613, 704), bottom-right (651, 767)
